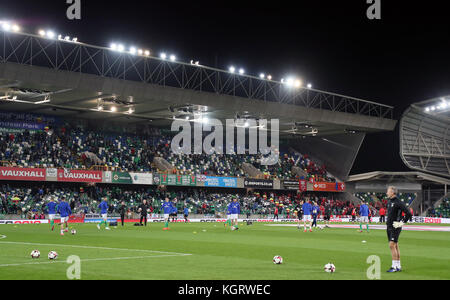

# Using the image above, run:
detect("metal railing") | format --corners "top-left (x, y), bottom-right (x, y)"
top-left (0, 31), bottom-right (394, 119)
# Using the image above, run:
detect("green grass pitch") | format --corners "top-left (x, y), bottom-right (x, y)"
top-left (0, 222), bottom-right (449, 280)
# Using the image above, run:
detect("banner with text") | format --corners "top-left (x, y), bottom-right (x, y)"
top-left (0, 167), bottom-right (46, 181)
top-left (204, 176), bottom-right (238, 188)
top-left (57, 169), bottom-right (103, 183)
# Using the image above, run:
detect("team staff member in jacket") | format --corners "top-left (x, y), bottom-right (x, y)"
top-left (385, 186), bottom-right (412, 273)
top-left (138, 199), bottom-right (149, 226)
top-left (119, 201), bottom-right (126, 226)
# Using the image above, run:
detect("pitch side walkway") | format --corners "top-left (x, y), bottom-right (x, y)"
top-left (265, 224), bottom-right (450, 232)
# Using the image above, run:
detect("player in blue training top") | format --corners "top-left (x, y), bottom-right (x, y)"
top-left (301, 200), bottom-right (313, 232)
top-left (97, 197), bottom-right (110, 230)
top-left (183, 206), bottom-right (189, 222)
top-left (224, 201), bottom-right (233, 227)
top-left (162, 197), bottom-right (174, 231)
top-left (359, 201), bottom-right (370, 233)
top-left (230, 197), bottom-right (240, 230)
top-left (57, 197), bottom-right (72, 236)
top-left (46, 196), bottom-right (57, 231)
top-left (311, 201), bottom-right (320, 228)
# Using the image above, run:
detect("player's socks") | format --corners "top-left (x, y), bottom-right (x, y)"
top-left (366, 224), bottom-right (369, 232)
top-left (359, 223), bottom-right (362, 231)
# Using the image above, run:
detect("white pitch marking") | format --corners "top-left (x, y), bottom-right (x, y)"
top-left (0, 241), bottom-right (192, 256)
top-left (0, 235), bottom-right (6, 240)
top-left (0, 254), bottom-right (190, 268)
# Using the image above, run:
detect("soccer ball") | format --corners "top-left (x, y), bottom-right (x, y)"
top-left (48, 251), bottom-right (58, 260)
top-left (273, 255), bottom-right (283, 264)
top-left (324, 263), bottom-right (336, 273)
top-left (71, 229), bottom-right (77, 235)
top-left (30, 250), bottom-right (40, 259)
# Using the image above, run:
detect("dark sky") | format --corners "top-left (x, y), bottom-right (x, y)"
top-left (1, 0), bottom-right (449, 175)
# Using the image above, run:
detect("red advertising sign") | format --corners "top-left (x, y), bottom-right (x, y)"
top-left (57, 169), bottom-right (102, 182)
top-left (0, 167), bottom-right (46, 181)
top-left (311, 182), bottom-right (346, 192)
top-left (299, 180), bottom-right (307, 192)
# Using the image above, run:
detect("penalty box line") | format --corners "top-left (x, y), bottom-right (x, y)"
top-left (0, 241), bottom-right (193, 256)
top-left (0, 254), bottom-right (190, 268)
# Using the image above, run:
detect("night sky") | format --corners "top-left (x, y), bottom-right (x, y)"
top-left (1, 0), bottom-right (449, 175)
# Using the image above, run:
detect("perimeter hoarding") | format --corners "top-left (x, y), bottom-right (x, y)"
top-left (154, 174), bottom-right (196, 186)
top-left (57, 169), bottom-right (103, 183)
top-left (0, 167), bottom-right (46, 181)
top-left (204, 176), bottom-right (238, 188)
top-left (244, 178), bottom-right (274, 189)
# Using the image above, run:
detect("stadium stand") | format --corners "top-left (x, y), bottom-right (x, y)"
top-left (0, 122), bottom-right (336, 181)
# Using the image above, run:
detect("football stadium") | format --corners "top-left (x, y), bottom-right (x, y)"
top-left (0, 1), bottom-right (449, 286)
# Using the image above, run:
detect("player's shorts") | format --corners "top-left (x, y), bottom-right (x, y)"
top-left (387, 226), bottom-right (402, 243)
top-left (101, 214), bottom-right (108, 220)
top-left (360, 216), bottom-right (369, 223)
top-left (48, 214), bottom-right (55, 220)
top-left (231, 214), bottom-right (238, 220)
top-left (303, 215), bottom-right (312, 222)
top-left (227, 214), bottom-right (231, 219)
top-left (164, 214), bottom-right (169, 219)
top-left (324, 214), bottom-right (331, 221)
top-left (60, 216), bottom-right (69, 223)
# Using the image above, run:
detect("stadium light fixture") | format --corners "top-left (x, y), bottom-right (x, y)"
top-left (229, 66), bottom-right (236, 73)
top-left (425, 107), bottom-right (430, 112)
top-left (144, 50), bottom-right (150, 56)
top-left (137, 49), bottom-right (143, 55)
top-left (267, 75), bottom-right (272, 80)
top-left (110, 43), bottom-right (117, 50)
top-left (110, 106), bottom-right (117, 112)
top-left (38, 30), bottom-right (46, 37)
top-left (259, 73), bottom-right (265, 79)
top-left (160, 53), bottom-right (167, 59)
top-left (170, 54), bottom-right (176, 61)
top-left (46, 31), bottom-right (55, 39)
top-left (129, 47), bottom-right (137, 55)
top-left (307, 83), bottom-right (313, 89)
top-left (1, 22), bottom-right (11, 31)
top-left (97, 105), bottom-right (104, 111)
top-left (11, 24), bottom-right (20, 32)
top-left (239, 68), bottom-right (245, 75)
top-left (72, 37), bottom-right (78, 43)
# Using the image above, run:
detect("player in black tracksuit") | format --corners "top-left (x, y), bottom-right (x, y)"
top-left (296, 204), bottom-right (303, 229)
top-left (138, 200), bottom-right (149, 226)
top-left (386, 186), bottom-right (412, 273)
top-left (118, 201), bottom-right (126, 226)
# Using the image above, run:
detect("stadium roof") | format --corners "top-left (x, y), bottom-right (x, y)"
top-left (347, 171), bottom-right (450, 186)
top-left (0, 30), bottom-right (397, 138)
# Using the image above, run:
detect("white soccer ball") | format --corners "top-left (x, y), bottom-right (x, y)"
top-left (30, 250), bottom-right (40, 259)
top-left (324, 263), bottom-right (336, 273)
top-left (273, 255), bottom-right (283, 264)
top-left (71, 229), bottom-right (77, 235)
top-left (48, 251), bottom-right (58, 260)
